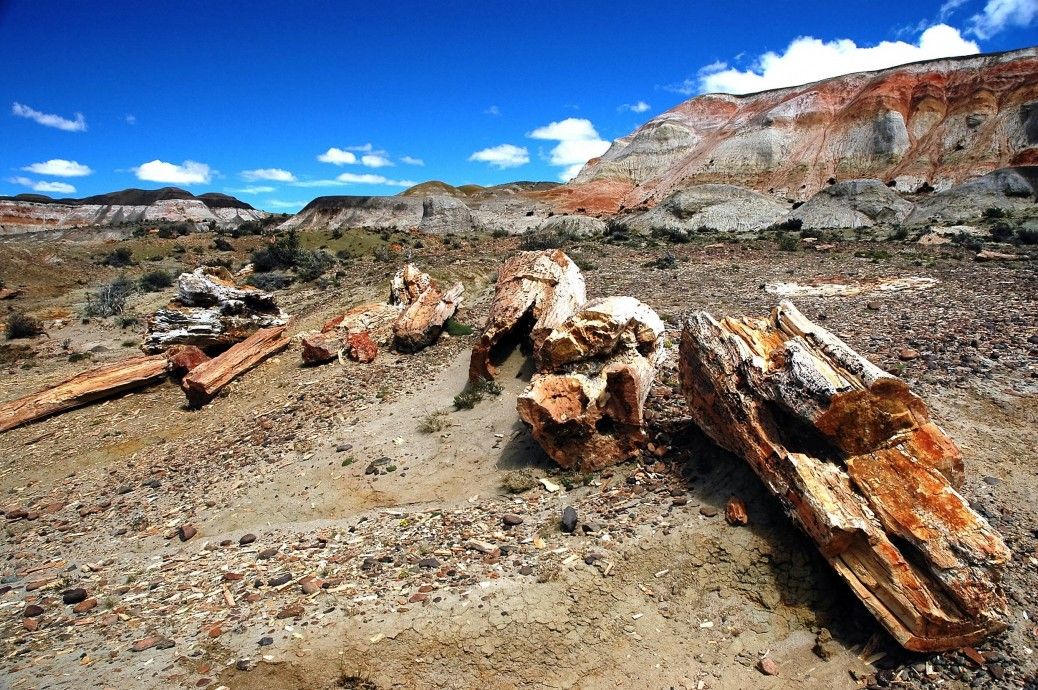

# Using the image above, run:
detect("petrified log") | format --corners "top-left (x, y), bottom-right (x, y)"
top-left (182, 326), bottom-right (290, 407)
top-left (678, 300), bottom-right (1009, 652)
top-left (517, 297), bottom-right (665, 470)
top-left (393, 281), bottom-right (464, 353)
top-left (165, 345), bottom-right (210, 376)
top-left (469, 249), bottom-right (586, 382)
top-left (344, 331), bottom-right (377, 363)
top-left (0, 355), bottom-right (170, 433)
top-left (143, 267), bottom-right (287, 353)
top-left (388, 263), bottom-right (431, 306)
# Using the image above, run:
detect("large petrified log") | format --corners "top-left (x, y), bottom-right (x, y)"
top-left (182, 325), bottom-right (290, 407)
top-left (393, 281), bottom-right (464, 353)
top-left (143, 267), bottom-right (288, 353)
top-left (0, 354), bottom-right (170, 432)
top-left (678, 300), bottom-right (1009, 652)
top-left (469, 249), bottom-right (586, 382)
top-left (517, 296), bottom-right (665, 470)
top-left (388, 263), bottom-right (431, 306)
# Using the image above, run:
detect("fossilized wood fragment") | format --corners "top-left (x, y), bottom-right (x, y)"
top-left (165, 345), bottom-right (210, 376)
top-left (469, 249), bottom-right (586, 382)
top-left (393, 282), bottom-right (464, 353)
top-left (388, 263), bottom-right (432, 306)
top-left (344, 331), bottom-right (377, 363)
top-left (517, 296), bottom-right (664, 470)
top-left (144, 267), bottom-right (287, 353)
top-left (0, 355), bottom-right (170, 433)
top-left (301, 332), bottom-right (344, 365)
top-left (182, 326), bottom-right (290, 407)
top-left (677, 300), bottom-right (1009, 652)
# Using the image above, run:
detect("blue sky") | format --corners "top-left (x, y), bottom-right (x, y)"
top-left (1, 0), bottom-right (1035, 211)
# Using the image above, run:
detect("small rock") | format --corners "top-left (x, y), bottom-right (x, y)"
top-left (502, 514), bottom-right (524, 527)
top-left (239, 533), bottom-right (257, 545)
top-left (268, 573), bottom-right (292, 587)
top-left (813, 628), bottom-right (837, 660)
top-left (418, 557), bottom-right (440, 569)
top-left (699, 506), bottom-right (718, 518)
top-left (258, 636), bottom-right (274, 646)
top-left (23, 604), bottom-right (44, 617)
top-left (561, 506), bottom-right (578, 533)
top-left (177, 524), bottom-right (197, 542)
top-left (758, 657), bottom-right (779, 676)
top-left (131, 636), bottom-right (160, 652)
top-left (23, 617), bottom-right (39, 632)
top-left (257, 547), bottom-right (278, 559)
top-left (62, 588), bottom-right (88, 605)
top-left (301, 580), bottom-right (321, 595)
top-left (276, 603), bottom-right (304, 619)
top-left (236, 659), bottom-right (255, 672)
top-left (72, 598), bottom-right (97, 614)
top-left (724, 497), bottom-right (748, 526)
top-left (898, 348), bottom-right (920, 361)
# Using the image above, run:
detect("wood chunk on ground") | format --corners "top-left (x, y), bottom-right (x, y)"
top-left (0, 354), bottom-right (170, 433)
top-left (517, 296), bottom-right (665, 470)
top-left (469, 249), bottom-right (586, 382)
top-left (393, 281), bottom-right (464, 353)
top-left (182, 325), bottom-right (290, 407)
top-left (678, 299), bottom-right (1010, 652)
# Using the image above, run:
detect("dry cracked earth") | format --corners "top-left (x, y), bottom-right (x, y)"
top-left (1, 231), bottom-right (1037, 690)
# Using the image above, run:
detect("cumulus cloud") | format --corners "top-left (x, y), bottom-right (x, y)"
top-left (484, 105), bottom-right (501, 116)
top-left (618, 101), bottom-right (651, 113)
top-left (968, 0), bottom-right (1038, 38)
top-left (686, 24), bottom-right (979, 96)
top-left (468, 144), bottom-right (530, 169)
top-left (8, 176), bottom-right (76, 194)
top-left (317, 147), bottom-right (357, 165)
top-left (241, 167), bottom-right (296, 182)
top-left (21, 159), bottom-right (92, 177)
top-left (133, 160), bottom-right (212, 185)
top-left (11, 102), bottom-right (87, 132)
top-left (229, 185), bottom-right (275, 194)
top-left (400, 156), bottom-right (425, 166)
top-left (291, 173), bottom-right (415, 188)
top-left (361, 153), bottom-right (393, 168)
top-left (264, 199), bottom-right (307, 209)
top-left (527, 118), bottom-right (611, 181)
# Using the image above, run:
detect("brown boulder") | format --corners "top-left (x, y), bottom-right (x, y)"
top-left (344, 331), bottom-right (378, 363)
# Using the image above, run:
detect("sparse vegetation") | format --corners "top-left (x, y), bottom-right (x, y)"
top-left (84, 276), bottom-right (135, 317)
top-left (1016, 227), bottom-right (1038, 245)
top-left (453, 377), bottom-right (503, 410)
top-left (650, 226), bottom-right (691, 244)
top-left (444, 318), bottom-right (474, 337)
top-left (6, 312), bottom-right (44, 339)
top-left (646, 251), bottom-right (678, 269)
top-left (418, 410), bottom-right (451, 433)
top-left (246, 272), bottom-right (294, 291)
top-left (777, 234), bottom-right (800, 252)
top-left (765, 217), bottom-right (803, 233)
top-left (102, 247), bottom-right (134, 267)
top-left (983, 207), bottom-right (1007, 219)
top-left (502, 469), bottom-right (540, 494)
top-left (138, 269), bottom-right (174, 292)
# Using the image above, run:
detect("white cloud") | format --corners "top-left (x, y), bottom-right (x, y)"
top-left (241, 167), bottom-right (296, 182)
top-left (690, 24), bottom-right (979, 95)
top-left (938, 0), bottom-right (971, 22)
top-left (21, 159), bottom-right (93, 177)
top-left (361, 153), bottom-right (393, 168)
top-left (229, 185), bottom-right (275, 194)
top-left (291, 179), bottom-right (350, 188)
top-left (265, 199), bottom-right (307, 209)
top-left (400, 156), bottom-right (425, 166)
top-left (11, 102), bottom-right (87, 132)
top-left (484, 105), bottom-right (501, 116)
top-left (618, 100), bottom-right (651, 113)
top-left (968, 0), bottom-right (1038, 38)
top-left (336, 172), bottom-right (414, 187)
top-left (125, 114), bottom-right (137, 125)
top-left (133, 159), bottom-right (212, 185)
top-left (468, 144), bottom-right (530, 169)
top-left (527, 117), bottom-right (610, 181)
top-left (8, 176), bottom-right (76, 194)
top-left (317, 147), bottom-right (357, 165)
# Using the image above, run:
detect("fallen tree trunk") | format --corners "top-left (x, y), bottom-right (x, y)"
top-left (469, 249), bottom-right (586, 382)
top-left (517, 296), bottom-right (665, 470)
top-left (393, 281), bottom-right (464, 353)
top-left (388, 263), bottom-right (431, 306)
top-left (678, 300), bottom-right (1009, 652)
top-left (182, 326), bottom-right (290, 407)
top-left (0, 355), bottom-right (170, 433)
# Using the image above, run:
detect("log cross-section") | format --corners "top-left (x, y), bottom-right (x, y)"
top-left (0, 355), bottom-right (170, 433)
top-left (182, 325), bottom-right (290, 407)
top-left (678, 300), bottom-right (1010, 652)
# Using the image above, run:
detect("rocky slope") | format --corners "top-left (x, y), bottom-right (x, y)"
top-left (552, 48), bottom-right (1038, 213)
top-left (0, 187), bottom-right (267, 236)
top-left (281, 181), bottom-right (559, 235)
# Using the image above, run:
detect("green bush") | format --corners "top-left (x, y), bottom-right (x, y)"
top-left (295, 250), bottom-right (335, 282)
top-left (84, 276), bottom-right (136, 317)
top-left (777, 234), bottom-right (799, 252)
top-left (453, 378), bottom-right (503, 410)
top-left (139, 270), bottom-right (174, 292)
top-left (444, 318), bottom-right (474, 336)
top-left (6, 312), bottom-right (43, 339)
top-left (246, 272), bottom-right (294, 291)
top-left (983, 207), bottom-right (1007, 219)
top-left (1017, 228), bottom-right (1038, 245)
top-left (102, 247), bottom-right (134, 267)
top-left (650, 227), bottom-right (691, 244)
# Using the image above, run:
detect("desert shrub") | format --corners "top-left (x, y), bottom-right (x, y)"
top-left (854, 248), bottom-right (892, 261)
top-left (519, 232), bottom-right (564, 250)
top-left (295, 249), bottom-right (336, 282)
top-left (765, 218), bottom-right (803, 233)
top-left (1016, 227), bottom-right (1038, 245)
top-left (444, 318), bottom-right (474, 336)
top-left (102, 247), bottom-right (134, 267)
top-left (418, 410), bottom-right (451, 433)
top-left (251, 230), bottom-right (302, 272)
top-left (651, 227), bottom-right (691, 244)
top-left (890, 226), bottom-right (909, 241)
top-left (372, 244), bottom-right (395, 262)
top-left (604, 218), bottom-right (631, 243)
top-left (491, 228), bottom-right (509, 238)
top-left (139, 269), bottom-right (174, 292)
top-left (84, 276), bottom-right (136, 317)
top-left (646, 251), bottom-right (678, 269)
top-left (453, 378), bottom-right (503, 410)
top-left (6, 312), bottom-right (43, 339)
top-left (983, 207), bottom-right (1007, 219)
top-left (212, 236), bottom-right (234, 251)
top-left (572, 255), bottom-right (598, 271)
top-left (246, 272), bottom-right (294, 291)
top-left (777, 234), bottom-right (800, 252)
top-left (951, 231), bottom-right (983, 251)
